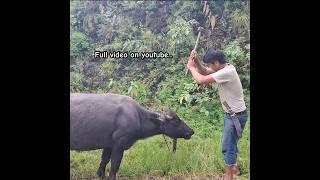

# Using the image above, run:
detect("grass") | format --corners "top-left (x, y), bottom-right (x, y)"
top-left (70, 118), bottom-right (249, 180)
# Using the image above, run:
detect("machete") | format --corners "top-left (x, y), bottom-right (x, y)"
top-left (222, 101), bottom-right (243, 138)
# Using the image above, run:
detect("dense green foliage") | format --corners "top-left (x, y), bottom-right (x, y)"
top-left (70, 1), bottom-right (250, 179)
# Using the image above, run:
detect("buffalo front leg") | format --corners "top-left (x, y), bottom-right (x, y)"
top-left (107, 146), bottom-right (124, 180)
top-left (97, 148), bottom-right (112, 179)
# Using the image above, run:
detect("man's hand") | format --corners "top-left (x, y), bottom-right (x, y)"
top-left (190, 50), bottom-right (200, 64)
top-left (187, 56), bottom-right (215, 85)
top-left (187, 55), bottom-right (196, 70)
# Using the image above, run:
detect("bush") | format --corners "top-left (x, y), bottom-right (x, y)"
top-left (167, 17), bottom-right (196, 57)
top-left (224, 41), bottom-right (250, 89)
top-left (70, 31), bottom-right (93, 63)
top-left (70, 71), bottom-right (87, 93)
top-left (127, 80), bottom-right (151, 106)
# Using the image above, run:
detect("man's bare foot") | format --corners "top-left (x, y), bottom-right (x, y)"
top-left (223, 166), bottom-right (233, 180)
top-left (231, 165), bottom-right (241, 176)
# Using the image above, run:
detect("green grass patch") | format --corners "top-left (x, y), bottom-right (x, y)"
top-left (70, 119), bottom-right (249, 179)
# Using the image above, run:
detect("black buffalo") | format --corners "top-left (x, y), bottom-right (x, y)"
top-left (70, 93), bottom-right (194, 180)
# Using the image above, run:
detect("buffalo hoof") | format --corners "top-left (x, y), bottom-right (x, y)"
top-left (96, 169), bottom-right (106, 179)
top-left (107, 175), bottom-right (116, 180)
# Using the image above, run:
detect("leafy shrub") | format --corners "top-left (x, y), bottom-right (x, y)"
top-left (70, 31), bottom-right (93, 63)
top-left (70, 71), bottom-right (87, 92)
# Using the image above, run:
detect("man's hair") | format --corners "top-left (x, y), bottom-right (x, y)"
top-left (203, 48), bottom-right (226, 64)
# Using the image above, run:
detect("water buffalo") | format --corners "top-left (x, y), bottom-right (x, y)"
top-left (70, 93), bottom-right (194, 180)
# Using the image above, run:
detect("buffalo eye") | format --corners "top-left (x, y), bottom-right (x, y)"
top-left (172, 119), bottom-right (181, 127)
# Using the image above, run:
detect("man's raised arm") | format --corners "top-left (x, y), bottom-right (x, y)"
top-left (190, 50), bottom-right (215, 75)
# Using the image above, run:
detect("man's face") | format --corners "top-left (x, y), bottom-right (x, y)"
top-left (208, 62), bottom-right (220, 72)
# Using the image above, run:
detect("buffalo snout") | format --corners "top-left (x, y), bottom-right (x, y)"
top-left (184, 129), bottom-right (194, 139)
top-left (182, 125), bottom-right (194, 139)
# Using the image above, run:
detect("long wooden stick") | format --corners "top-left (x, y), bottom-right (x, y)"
top-left (185, 30), bottom-right (202, 76)
top-left (185, 1), bottom-right (215, 76)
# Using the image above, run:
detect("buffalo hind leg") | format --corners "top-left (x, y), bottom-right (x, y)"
top-left (97, 148), bottom-right (112, 179)
top-left (107, 146), bottom-right (124, 180)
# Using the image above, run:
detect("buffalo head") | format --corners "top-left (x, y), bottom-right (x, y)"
top-left (159, 110), bottom-right (194, 139)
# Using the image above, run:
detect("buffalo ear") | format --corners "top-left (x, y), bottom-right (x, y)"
top-left (165, 114), bottom-right (173, 120)
top-left (158, 113), bottom-right (166, 122)
top-left (161, 110), bottom-right (173, 120)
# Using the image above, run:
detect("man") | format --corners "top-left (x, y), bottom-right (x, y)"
top-left (187, 48), bottom-right (248, 180)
